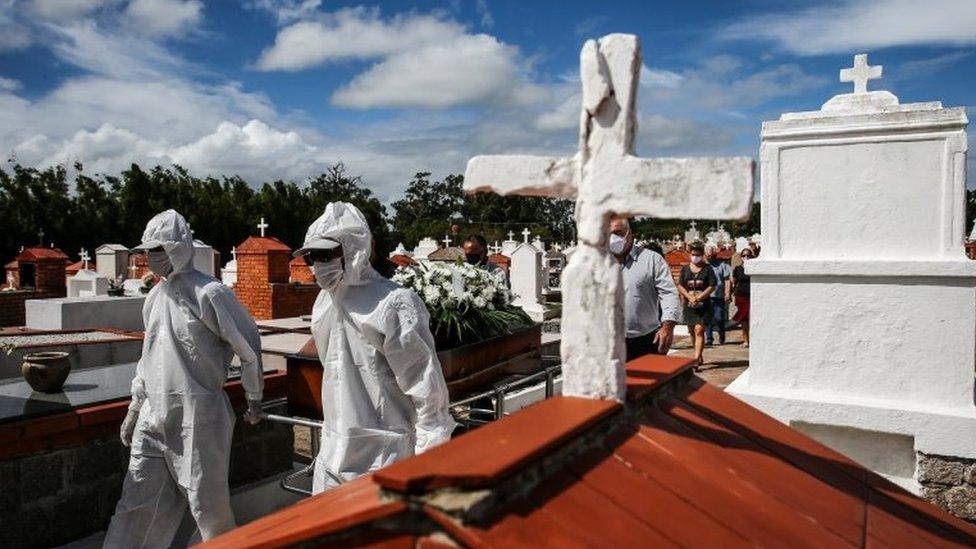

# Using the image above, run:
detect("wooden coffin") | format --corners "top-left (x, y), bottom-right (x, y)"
top-left (285, 324), bottom-right (543, 420)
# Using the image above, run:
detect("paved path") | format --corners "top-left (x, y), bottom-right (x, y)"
top-left (670, 328), bottom-right (750, 389)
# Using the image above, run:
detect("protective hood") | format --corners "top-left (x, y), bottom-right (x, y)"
top-left (137, 209), bottom-right (195, 275)
top-left (302, 202), bottom-right (376, 287)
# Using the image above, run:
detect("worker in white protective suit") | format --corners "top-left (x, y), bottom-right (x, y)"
top-left (104, 209), bottom-right (264, 547)
top-left (295, 202), bottom-right (455, 493)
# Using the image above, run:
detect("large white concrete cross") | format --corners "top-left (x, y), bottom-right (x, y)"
top-left (464, 33), bottom-right (753, 400)
top-left (840, 54), bottom-right (882, 95)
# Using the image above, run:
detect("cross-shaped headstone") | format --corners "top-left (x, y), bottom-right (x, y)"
top-left (840, 53), bottom-right (882, 95)
top-left (507, 230), bottom-right (515, 241)
top-left (257, 217), bottom-right (269, 237)
top-left (521, 228), bottom-right (531, 244)
top-left (464, 33), bottom-right (753, 400)
top-left (79, 248), bottom-right (90, 271)
top-left (441, 235), bottom-right (452, 248)
top-left (231, 246), bottom-right (237, 262)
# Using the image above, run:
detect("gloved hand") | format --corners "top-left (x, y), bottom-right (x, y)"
top-left (120, 408), bottom-right (139, 447)
top-left (243, 400), bottom-right (263, 425)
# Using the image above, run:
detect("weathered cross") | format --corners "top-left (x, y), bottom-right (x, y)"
top-left (257, 217), bottom-right (269, 238)
top-left (507, 230), bottom-right (515, 241)
top-left (231, 246), bottom-right (237, 262)
top-left (521, 228), bottom-right (531, 244)
top-left (464, 34), bottom-right (753, 400)
top-left (79, 248), bottom-right (90, 271)
top-left (840, 53), bottom-right (882, 95)
top-left (442, 235), bottom-right (452, 248)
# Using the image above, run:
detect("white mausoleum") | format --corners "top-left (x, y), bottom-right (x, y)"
top-left (727, 55), bottom-right (974, 493)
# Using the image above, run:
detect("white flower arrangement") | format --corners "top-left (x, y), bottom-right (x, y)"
top-left (392, 261), bottom-right (529, 346)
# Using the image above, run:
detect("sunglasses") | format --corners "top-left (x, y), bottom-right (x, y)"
top-left (303, 249), bottom-right (342, 264)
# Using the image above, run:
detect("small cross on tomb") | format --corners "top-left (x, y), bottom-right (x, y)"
top-left (37, 228), bottom-right (44, 247)
top-left (441, 235), bottom-right (452, 248)
top-left (128, 263), bottom-right (138, 278)
top-left (463, 33), bottom-right (753, 400)
top-left (521, 228), bottom-right (531, 244)
top-left (79, 248), bottom-right (91, 270)
top-left (507, 230), bottom-right (515, 241)
top-left (257, 217), bottom-right (269, 237)
top-left (231, 246), bottom-right (237, 262)
top-left (840, 53), bottom-right (882, 95)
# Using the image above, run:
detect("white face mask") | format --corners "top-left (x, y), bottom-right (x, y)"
top-left (147, 250), bottom-right (173, 278)
top-left (313, 258), bottom-right (344, 291)
top-left (608, 233), bottom-right (628, 255)
top-left (690, 255), bottom-right (703, 265)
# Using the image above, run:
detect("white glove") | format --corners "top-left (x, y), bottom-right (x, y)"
top-left (243, 399), bottom-right (263, 425)
top-left (120, 408), bottom-right (139, 447)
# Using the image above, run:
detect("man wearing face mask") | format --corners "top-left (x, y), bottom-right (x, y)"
top-left (106, 209), bottom-right (264, 547)
top-left (294, 202), bottom-right (455, 493)
top-left (608, 215), bottom-right (681, 361)
top-left (462, 234), bottom-right (501, 274)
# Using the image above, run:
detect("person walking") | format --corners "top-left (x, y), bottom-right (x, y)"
top-left (677, 242), bottom-right (717, 368)
top-left (295, 202), bottom-right (455, 494)
top-left (732, 247), bottom-right (754, 347)
top-left (704, 245), bottom-right (732, 346)
top-left (106, 210), bottom-right (264, 547)
top-left (608, 216), bottom-right (681, 361)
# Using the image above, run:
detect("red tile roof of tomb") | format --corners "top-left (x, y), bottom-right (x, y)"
top-left (288, 256), bottom-right (308, 267)
top-left (426, 247), bottom-right (464, 261)
top-left (488, 253), bottom-right (510, 267)
top-left (203, 354), bottom-right (976, 548)
top-left (5, 260), bottom-right (17, 270)
top-left (65, 259), bottom-right (91, 275)
top-left (15, 247), bottom-right (70, 261)
top-left (389, 254), bottom-right (416, 267)
top-left (236, 236), bottom-right (291, 253)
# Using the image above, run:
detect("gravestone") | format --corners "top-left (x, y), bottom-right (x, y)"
top-left (412, 237), bottom-right (439, 260)
top-left (509, 242), bottom-right (548, 321)
top-left (67, 269), bottom-right (109, 298)
top-left (464, 33), bottom-right (752, 400)
top-left (222, 247), bottom-right (238, 287)
top-left (727, 54), bottom-right (975, 496)
top-left (192, 239), bottom-right (216, 276)
top-left (500, 232), bottom-right (519, 257)
top-left (735, 236), bottom-right (749, 252)
top-left (684, 221), bottom-right (701, 243)
top-left (95, 244), bottom-right (129, 280)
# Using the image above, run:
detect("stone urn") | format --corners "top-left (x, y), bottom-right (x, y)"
top-left (22, 351), bottom-right (72, 393)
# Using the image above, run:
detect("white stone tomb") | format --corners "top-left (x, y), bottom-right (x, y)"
top-left (727, 54), bottom-right (974, 492)
top-left (96, 244), bottom-right (129, 280)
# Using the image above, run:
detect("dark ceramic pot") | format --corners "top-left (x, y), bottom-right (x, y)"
top-left (22, 351), bottom-right (71, 393)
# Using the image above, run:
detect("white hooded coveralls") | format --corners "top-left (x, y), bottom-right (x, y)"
top-left (104, 210), bottom-right (264, 547)
top-left (307, 202), bottom-right (455, 493)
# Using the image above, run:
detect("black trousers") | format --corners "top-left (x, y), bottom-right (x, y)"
top-left (625, 330), bottom-right (660, 362)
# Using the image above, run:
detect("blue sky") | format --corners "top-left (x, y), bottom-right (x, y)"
top-left (0, 0), bottom-right (974, 201)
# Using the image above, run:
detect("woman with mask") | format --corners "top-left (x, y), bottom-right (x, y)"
top-left (677, 242), bottom-right (718, 368)
top-left (732, 247), bottom-right (754, 348)
top-left (294, 202), bottom-right (455, 493)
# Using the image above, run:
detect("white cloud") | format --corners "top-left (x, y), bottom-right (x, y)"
top-left (641, 65), bottom-right (683, 89)
top-left (0, 3), bottom-right (32, 52)
top-left (722, 0), bottom-right (976, 55)
top-left (246, 0), bottom-right (322, 25)
top-left (332, 33), bottom-right (546, 109)
top-left (0, 77), bottom-right (21, 92)
top-left (475, 0), bottom-right (493, 28)
top-left (123, 0), bottom-right (203, 38)
top-left (256, 7), bottom-right (545, 109)
top-left (26, 0), bottom-right (106, 21)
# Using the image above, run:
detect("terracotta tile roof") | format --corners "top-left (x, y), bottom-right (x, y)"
top-left (203, 355), bottom-right (976, 548)
top-left (15, 247), bottom-right (69, 261)
top-left (389, 254), bottom-right (416, 267)
top-left (288, 255), bottom-right (308, 267)
top-left (426, 247), bottom-right (464, 262)
top-left (236, 236), bottom-right (291, 253)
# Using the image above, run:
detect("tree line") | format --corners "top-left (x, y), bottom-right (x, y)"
top-left (0, 161), bottom-right (771, 266)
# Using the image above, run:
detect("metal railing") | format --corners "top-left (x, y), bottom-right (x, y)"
top-left (259, 356), bottom-right (562, 496)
